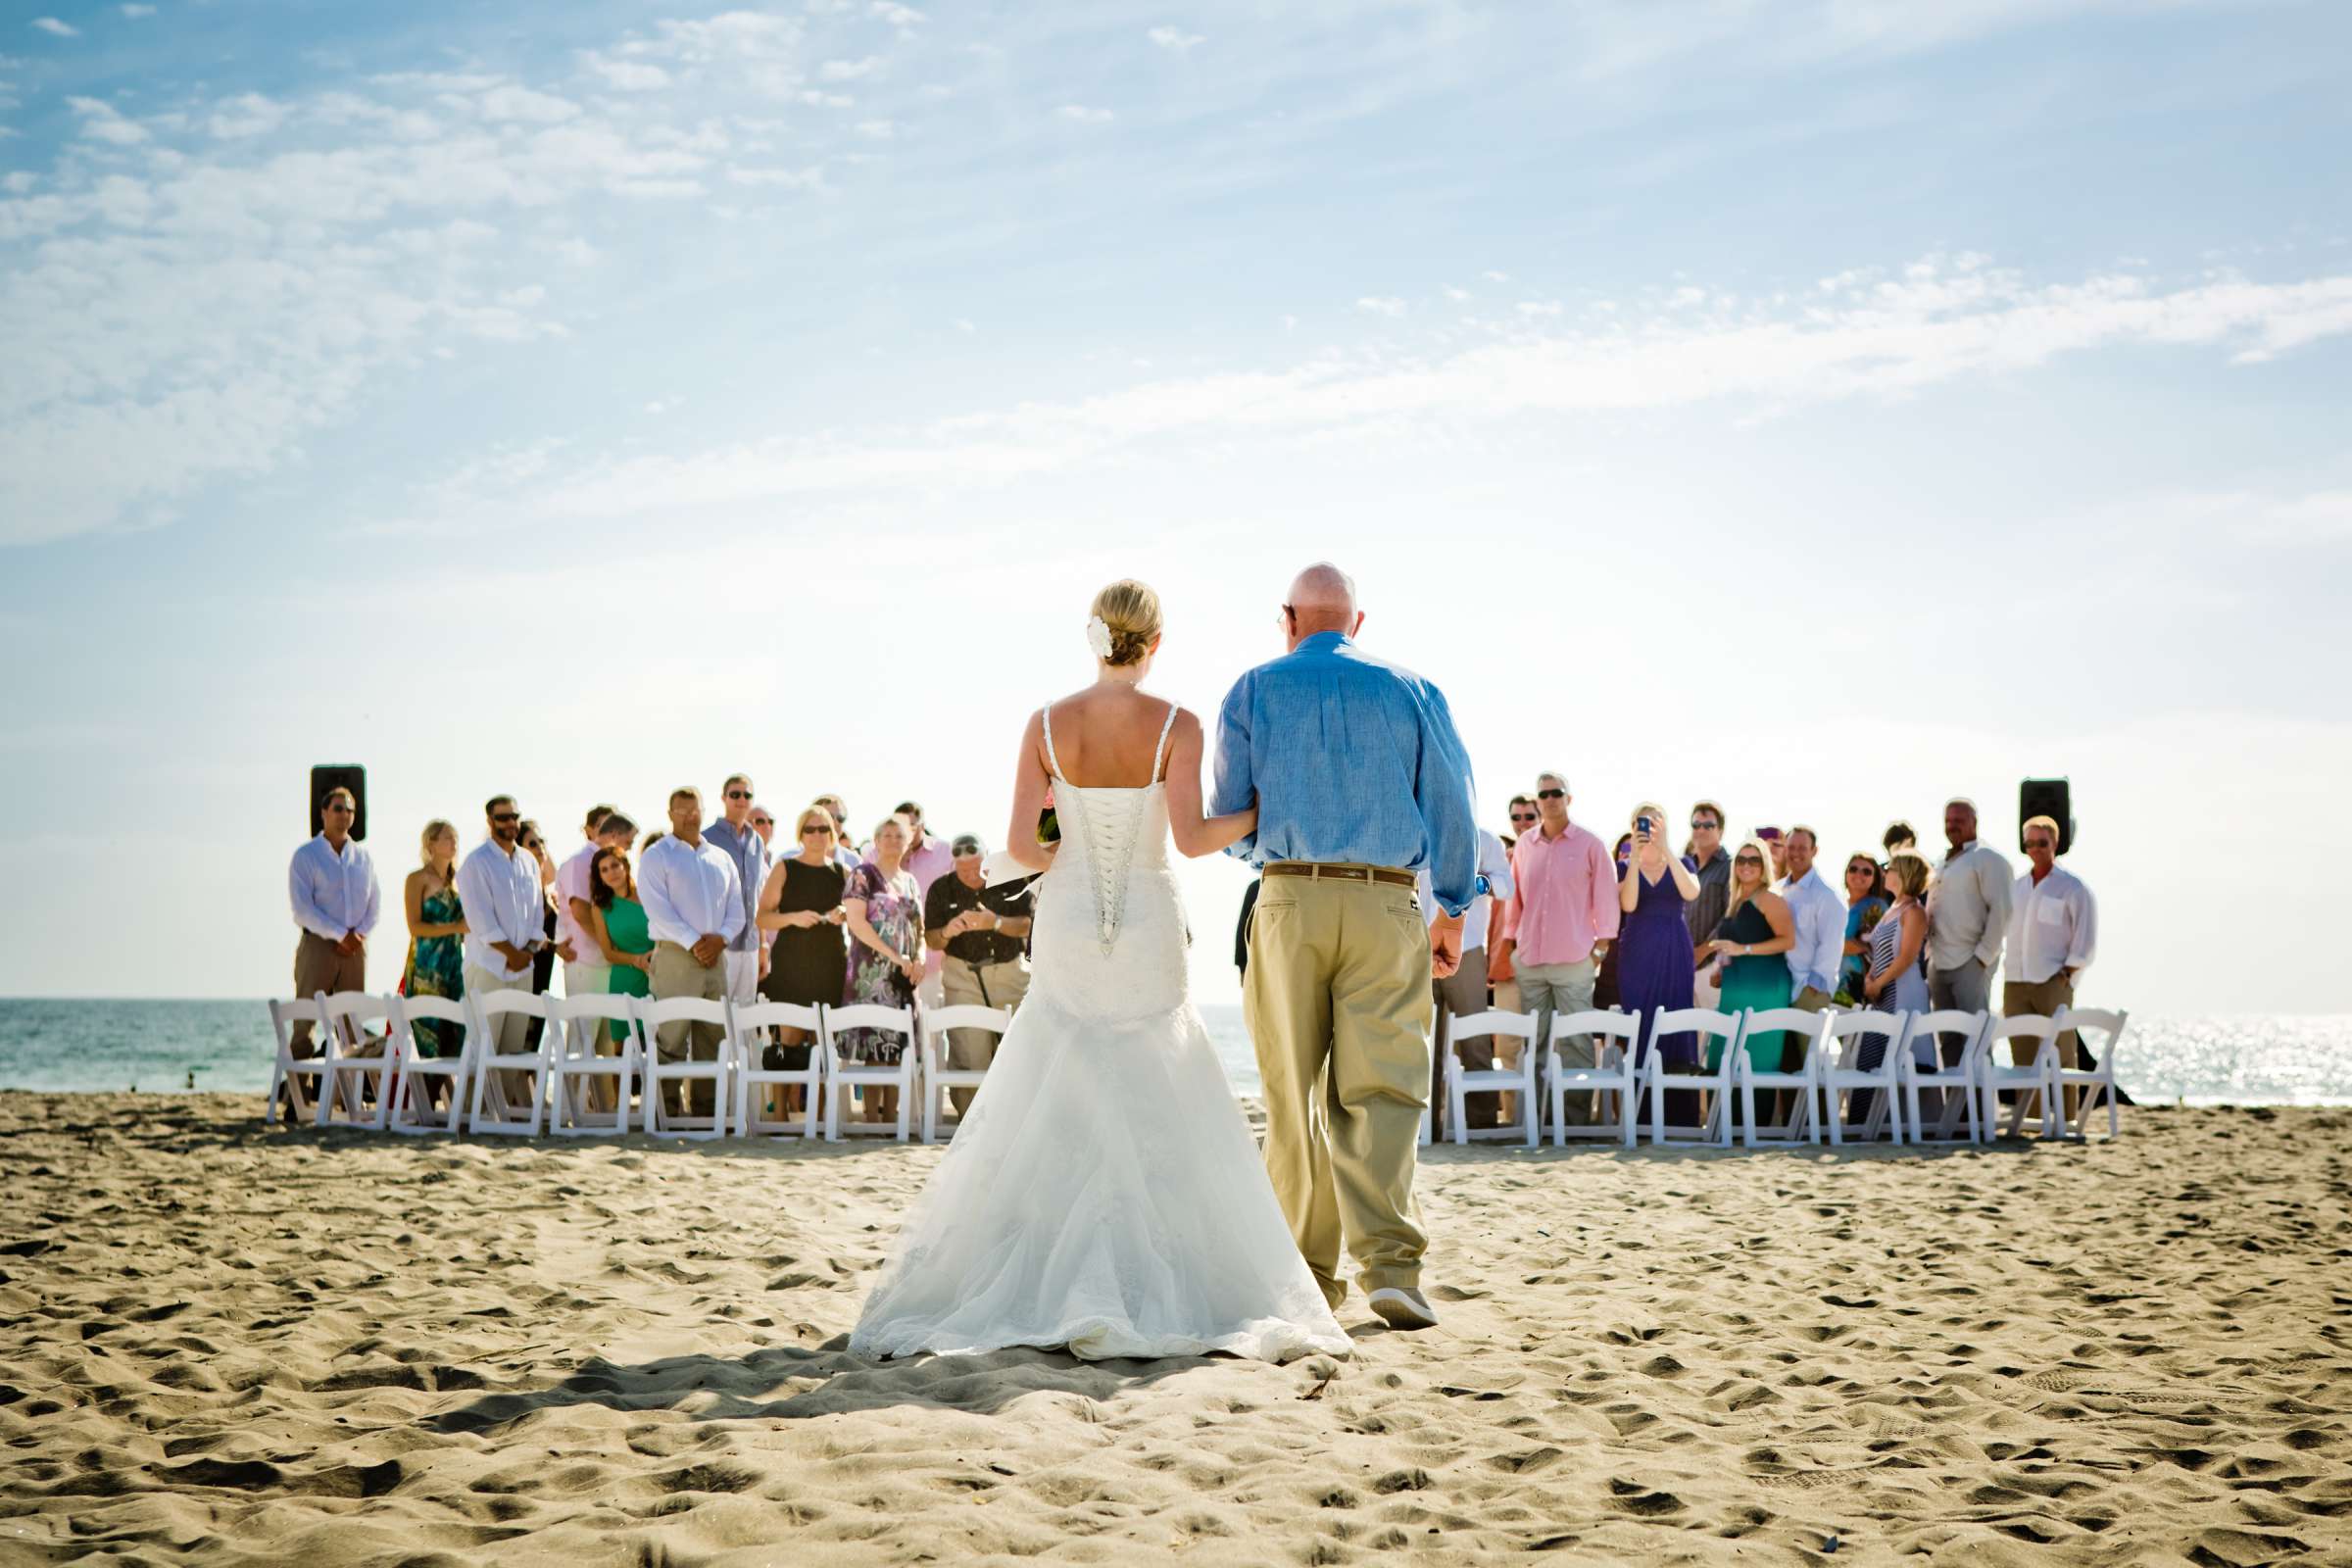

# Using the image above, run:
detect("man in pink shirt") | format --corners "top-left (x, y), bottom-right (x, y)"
top-left (557, 806), bottom-right (635, 1003)
top-left (1493, 772), bottom-right (1620, 1126)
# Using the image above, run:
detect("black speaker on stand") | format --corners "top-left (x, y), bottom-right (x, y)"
top-left (2018, 778), bottom-right (2072, 855)
top-left (310, 764), bottom-right (368, 841)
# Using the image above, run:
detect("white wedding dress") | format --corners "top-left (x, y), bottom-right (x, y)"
top-left (848, 703), bottom-right (1350, 1363)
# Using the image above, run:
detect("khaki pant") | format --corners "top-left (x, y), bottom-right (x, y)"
top-left (289, 931), bottom-right (366, 1054)
top-left (941, 953), bottom-right (1031, 1113)
top-left (464, 962), bottom-right (535, 1054)
top-left (1245, 868), bottom-right (1431, 1308)
top-left (2003, 973), bottom-right (2080, 1119)
top-left (1517, 956), bottom-right (1597, 1124)
top-left (651, 941), bottom-right (727, 1115)
top-left (1430, 946), bottom-right (1492, 1135)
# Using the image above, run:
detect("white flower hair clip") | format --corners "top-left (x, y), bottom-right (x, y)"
top-left (1086, 614), bottom-right (1114, 660)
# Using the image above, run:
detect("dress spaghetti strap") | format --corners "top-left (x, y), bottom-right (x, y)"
top-left (1041, 705), bottom-right (1065, 782)
top-left (1150, 701), bottom-right (1179, 785)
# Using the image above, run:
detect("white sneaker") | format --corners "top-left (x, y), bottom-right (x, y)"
top-left (1367, 1286), bottom-right (1439, 1330)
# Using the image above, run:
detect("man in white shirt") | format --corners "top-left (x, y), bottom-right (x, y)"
top-left (285, 786), bottom-right (380, 1058)
top-left (556, 806), bottom-right (625, 1004)
top-left (2003, 813), bottom-right (2098, 1115)
top-left (638, 786), bottom-right (746, 1116)
top-left (457, 795), bottom-right (549, 1061)
top-left (1775, 827), bottom-right (1848, 1016)
top-left (1419, 825), bottom-right (1516, 1134)
top-left (703, 773), bottom-right (772, 1006)
top-left (1925, 797), bottom-right (2014, 1016)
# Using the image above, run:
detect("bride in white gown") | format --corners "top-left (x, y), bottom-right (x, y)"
top-left (848, 581), bottom-right (1351, 1363)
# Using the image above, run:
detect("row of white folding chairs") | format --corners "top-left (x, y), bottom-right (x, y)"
top-left (264, 989), bottom-right (1012, 1143)
top-left (1424, 1004), bottom-right (2130, 1150)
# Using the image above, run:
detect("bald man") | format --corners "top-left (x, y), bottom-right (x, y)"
top-left (1211, 563), bottom-right (1478, 1330)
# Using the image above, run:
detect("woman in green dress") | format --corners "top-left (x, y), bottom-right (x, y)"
top-left (401, 819), bottom-right (467, 1060)
top-left (1699, 839), bottom-right (1796, 1073)
top-left (589, 847), bottom-right (655, 1048)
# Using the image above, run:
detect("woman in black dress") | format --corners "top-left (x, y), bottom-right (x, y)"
top-left (754, 807), bottom-right (852, 1116)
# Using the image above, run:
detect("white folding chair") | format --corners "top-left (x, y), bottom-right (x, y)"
top-left (316, 990), bottom-right (396, 1132)
top-left (1441, 1007), bottom-right (1540, 1147)
top-left (638, 996), bottom-right (735, 1140)
top-left (1642, 1008), bottom-right (1740, 1146)
top-left (1979, 1011), bottom-right (2064, 1140)
top-left (1420, 997), bottom-right (1439, 1146)
top-left (1821, 1009), bottom-right (1910, 1146)
top-left (466, 990), bottom-right (556, 1136)
top-left (1543, 1009), bottom-right (1642, 1149)
top-left (546, 994), bottom-right (642, 1137)
top-left (1899, 1009), bottom-right (1990, 1145)
top-left (2054, 1007), bottom-right (2131, 1139)
top-left (264, 996), bottom-right (332, 1127)
top-left (386, 994), bottom-right (472, 1135)
top-left (920, 1004), bottom-right (1010, 1144)
top-left (1733, 1007), bottom-right (1829, 1149)
top-left (731, 999), bottom-right (826, 1140)
top-left (821, 1003), bottom-right (921, 1141)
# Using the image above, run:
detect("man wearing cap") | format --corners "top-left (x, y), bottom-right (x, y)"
top-left (924, 834), bottom-right (1036, 1111)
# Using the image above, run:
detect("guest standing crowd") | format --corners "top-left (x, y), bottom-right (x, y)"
top-left (1396, 784), bottom-right (2099, 1133)
top-left (289, 770), bottom-right (2099, 1132)
top-left (283, 780), bottom-right (1034, 1126)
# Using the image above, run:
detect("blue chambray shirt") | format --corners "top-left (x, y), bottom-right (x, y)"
top-left (1210, 632), bottom-right (1480, 915)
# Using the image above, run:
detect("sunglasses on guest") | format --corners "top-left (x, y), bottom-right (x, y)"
top-left (1735, 854), bottom-right (1763, 867)
top-left (799, 822), bottom-right (836, 837)
top-left (725, 789), bottom-right (753, 801)
top-left (1508, 810), bottom-right (1537, 823)
top-left (490, 810), bottom-right (519, 823)
top-left (1536, 788), bottom-right (1565, 800)
top-left (1846, 861), bottom-right (1877, 877)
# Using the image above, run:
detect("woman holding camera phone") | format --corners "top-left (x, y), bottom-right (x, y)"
top-left (1618, 802), bottom-right (1701, 1125)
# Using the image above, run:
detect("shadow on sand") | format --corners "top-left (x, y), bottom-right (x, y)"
top-left (426, 1331), bottom-right (1361, 1432)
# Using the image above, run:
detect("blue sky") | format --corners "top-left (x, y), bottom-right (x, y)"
top-left (2, 0), bottom-right (2347, 1010)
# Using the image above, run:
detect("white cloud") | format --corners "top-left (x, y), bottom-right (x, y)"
top-left (1443, 285), bottom-right (1470, 302)
top-left (854, 118), bottom-right (895, 138)
top-left (393, 259), bottom-right (2352, 535)
top-left (66, 96), bottom-right (146, 144)
top-left (207, 93), bottom-right (287, 139)
top-left (870, 2), bottom-right (923, 27)
top-left (1481, 270), bottom-right (1509, 283)
top-left (725, 164), bottom-right (824, 188)
top-left (1515, 300), bottom-right (1561, 317)
top-left (1148, 26), bottom-right (1204, 52)
top-left (121, 4), bottom-right (157, 17)
top-left (1055, 105), bottom-right (1114, 123)
top-left (478, 84), bottom-right (582, 123)
top-left (820, 56), bottom-right (881, 81)
top-left (580, 52), bottom-right (672, 91)
top-left (30, 18), bottom-right (79, 38)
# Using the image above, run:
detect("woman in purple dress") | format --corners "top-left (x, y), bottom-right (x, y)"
top-left (1617, 802), bottom-right (1702, 1126)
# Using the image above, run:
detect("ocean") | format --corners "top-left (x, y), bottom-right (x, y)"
top-left (1, 1000), bottom-right (2348, 1106)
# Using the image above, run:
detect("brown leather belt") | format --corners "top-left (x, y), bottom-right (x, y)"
top-left (1264, 862), bottom-right (1415, 889)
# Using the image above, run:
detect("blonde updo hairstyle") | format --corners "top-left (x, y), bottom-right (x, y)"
top-left (1091, 579), bottom-right (1164, 667)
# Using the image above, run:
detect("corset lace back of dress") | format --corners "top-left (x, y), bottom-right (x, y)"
top-left (1042, 702), bottom-right (1176, 959)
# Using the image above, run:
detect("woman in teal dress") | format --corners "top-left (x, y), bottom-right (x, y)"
top-left (588, 847), bottom-right (655, 1046)
top-left (401, 819), bottom-right (467, 1058)
top-left (1700, 839), bottom-right (1796, 1072)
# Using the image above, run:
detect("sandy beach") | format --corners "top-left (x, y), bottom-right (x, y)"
top-left (1, 1094), bottom-right (2345, 1566)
